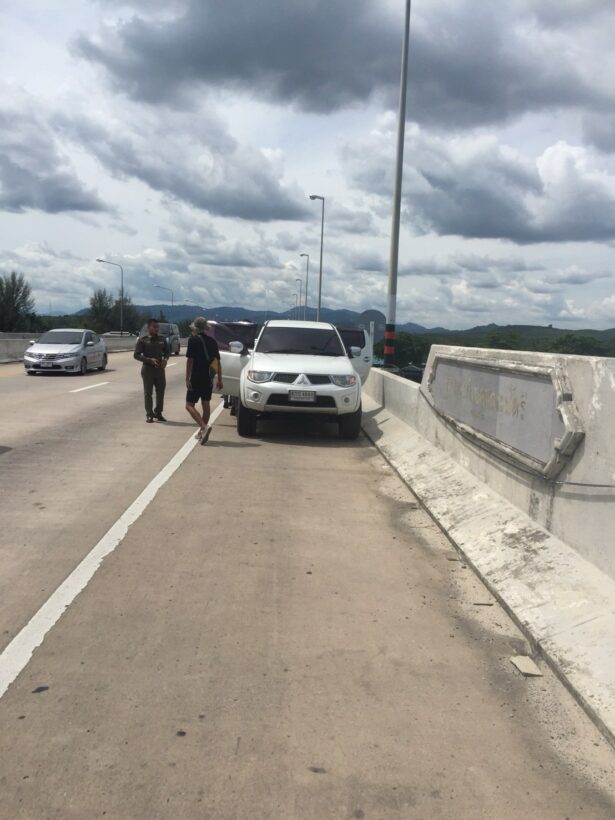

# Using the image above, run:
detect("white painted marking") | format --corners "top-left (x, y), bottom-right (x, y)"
top-left (70, 381), bottom-right (110, 394)
top-left (0, 401), bottom-right (225, 700)
top-left (167, 362), bottom-right (177, 368)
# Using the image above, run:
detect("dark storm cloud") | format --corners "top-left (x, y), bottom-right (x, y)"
top-left (0, 106), bottom-right (107, 215)
top-left (344, 129), bottom-right (615, 245)
top-left (328, 204), bottom-right (379, 237)
top-left (75, 0), bottom-right (609, 128)
top-left (583, 114), bottom-right (615, 154)
top-left (544, 267), bottom-right (609, 286)
top-left (54, 112), bottom-right (308, 222)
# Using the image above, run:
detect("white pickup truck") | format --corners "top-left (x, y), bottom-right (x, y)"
top-left (219, 319), bottom-right (371, 439)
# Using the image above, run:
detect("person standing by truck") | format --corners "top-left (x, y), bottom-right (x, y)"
top-left (134, 318), bottom-right (170, 423)
top-left (185, 316), bottom-right (223, 444)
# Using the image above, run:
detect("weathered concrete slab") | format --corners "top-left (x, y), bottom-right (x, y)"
top-left (362, 394), bottom-right (615, 746)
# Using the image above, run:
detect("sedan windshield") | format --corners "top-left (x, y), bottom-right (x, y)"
top-left (257, 327), bottom-right (345, 356)
top-left (37, 331), bottom-right (84, 345)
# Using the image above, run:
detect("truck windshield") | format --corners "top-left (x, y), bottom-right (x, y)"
top-left (37, 331), bottom-right (84, 345)
top-left (257, 327), bottom-right (345, 356)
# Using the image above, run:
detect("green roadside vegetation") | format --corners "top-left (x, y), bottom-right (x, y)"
top-left (375, 325), bottom-right (615, 367)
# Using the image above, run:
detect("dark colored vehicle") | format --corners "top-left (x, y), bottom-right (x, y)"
top-left (399, 363), bottom-right (424, 384)
top-left (139, 322), bottom-right (181, 355)
top-left (206, 321), bottom-right (259, 352)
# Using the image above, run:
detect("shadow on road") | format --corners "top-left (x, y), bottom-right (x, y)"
top-left (254, 415), bottom-right (368, 449)
top-left (28, 369), bottom-right (118, 377)
top-left (204, 440), bottom-right (261, 448)
top-left (157, 420), bottom-right (196, 428)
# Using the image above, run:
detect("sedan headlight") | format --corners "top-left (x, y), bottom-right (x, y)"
top-left (57, 353), bottom-right (78, 359)
top-left (247, 370), bottom-right (274, 383)
top-left (330, 374), bottom-right (357, 387)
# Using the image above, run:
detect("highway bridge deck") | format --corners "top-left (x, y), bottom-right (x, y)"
top-left (1, 354), bottom-right (614, 818)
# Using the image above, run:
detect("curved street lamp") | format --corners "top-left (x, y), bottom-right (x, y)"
top-left (300, 253), bottom-right (309, 320)
top-left (309, 195), bottom-right (325, 321)
top-left (96, 258), bottom-right (124, 335)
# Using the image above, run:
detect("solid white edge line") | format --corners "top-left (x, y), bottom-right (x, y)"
top-left (0, 400), bottom-right (226, 700)
top-left (69, 381), bottom-right (110, 394)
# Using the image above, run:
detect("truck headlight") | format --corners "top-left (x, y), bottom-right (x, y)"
top-left (247, 370), bottom-right (274, 383)
top-left (330, 374), bottom-right (357, 387)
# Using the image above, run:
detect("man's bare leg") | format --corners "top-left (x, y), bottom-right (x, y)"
top-left (201, 399), bottom-right (211, 427)
top-left (200, 400), bottom-right (212, 444)
top-left (186, 402), bottom-right (207, 437)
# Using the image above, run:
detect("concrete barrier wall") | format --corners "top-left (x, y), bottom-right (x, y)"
top-left (365, 347), bottom-right (615, 581)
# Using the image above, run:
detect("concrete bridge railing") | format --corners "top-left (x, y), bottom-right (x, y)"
top-left (365, 345), bottom-right (615, 581)
top-left (362, 346), bottom-right (615, 744)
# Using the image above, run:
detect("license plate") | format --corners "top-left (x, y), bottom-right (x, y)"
top-left (289, 390), bottom-right (316, 402)
top-left (40, 362), bottom-right (53, 368)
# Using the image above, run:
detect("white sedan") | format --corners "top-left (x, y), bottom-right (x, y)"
top-left (24, 328), bottom-right (108, 375)
top-left (220, 320), bottom-right (363, 439)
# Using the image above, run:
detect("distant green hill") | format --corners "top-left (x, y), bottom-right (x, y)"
top-left (375, 323), bottom-right (615, 366)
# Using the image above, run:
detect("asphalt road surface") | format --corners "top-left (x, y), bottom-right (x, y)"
top-left (1, 355), bottom-right (614, 819)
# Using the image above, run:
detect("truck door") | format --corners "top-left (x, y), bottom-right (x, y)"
top-left (340, 328), bottom-right (372, 384)
top-left (218, 348), bottom-right (250, 398)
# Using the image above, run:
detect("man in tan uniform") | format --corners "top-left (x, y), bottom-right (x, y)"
top-left (134, 318), bottom-right (170, 423)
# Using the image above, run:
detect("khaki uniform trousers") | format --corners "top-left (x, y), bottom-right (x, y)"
top-left (141, 365), bottom-right (166, 416)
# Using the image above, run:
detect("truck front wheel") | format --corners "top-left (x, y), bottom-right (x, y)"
top-left (237, 399), bottom-right (257, 437)
top-left (338, 405), bottom-right (362, 440)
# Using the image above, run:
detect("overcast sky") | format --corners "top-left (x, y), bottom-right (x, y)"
top-left (1, 0), bottom-right (615, 329)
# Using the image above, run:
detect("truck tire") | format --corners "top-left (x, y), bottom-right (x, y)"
top-left (237, 399), bottom-right (257, 437)
top-left (338, 405), bottom-right (362, 440)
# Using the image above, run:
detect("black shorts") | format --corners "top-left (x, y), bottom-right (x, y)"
top-left (186, 380), bottom-right (213, 404)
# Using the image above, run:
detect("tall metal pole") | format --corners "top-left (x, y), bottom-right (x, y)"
top-left (300, 253), bottom-right (310, 320)
top-left (384, 0), bottom-right (412, 368)
top-left (295, 278), bottom-right (303, 321)
top-left (309, 195), bottom-right (325, 321)
top-left (96, 258), bottom-right (125, 335)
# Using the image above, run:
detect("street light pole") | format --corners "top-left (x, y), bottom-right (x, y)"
top-left (295, 278), bottom-right (303, 321)
top-left (96, 258), bottom-right (124, 335)
top-left (309, 195), bottom-right (325, 321)
top-left (293, 293), bottom-right (298, 319)
top-left (384, 0), bottom-right (412, 368)
top-left (300, 253), bottom-right (309, 320)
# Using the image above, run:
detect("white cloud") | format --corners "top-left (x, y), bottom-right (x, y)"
top-left (1, 0), bottom-right (615, 331)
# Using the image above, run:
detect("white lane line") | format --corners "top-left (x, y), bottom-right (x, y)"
top-left (0, 400), bottom-right (225, 700)
top-left (70, 381), bottom-right (110, 394)
top-left (167, 362), bottom-right (177, 368)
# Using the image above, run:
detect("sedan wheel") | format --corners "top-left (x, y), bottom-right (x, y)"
top-left (98, 354), bottom-right (108, 371)
top-left (79, 357), bottom-right (88, 375)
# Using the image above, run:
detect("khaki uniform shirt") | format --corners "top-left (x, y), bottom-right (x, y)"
top-left (134, 335), bottom-right (170, 366)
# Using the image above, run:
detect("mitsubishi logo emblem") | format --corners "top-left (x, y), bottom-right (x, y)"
top-left (295, 374), bottom-right (310, 385)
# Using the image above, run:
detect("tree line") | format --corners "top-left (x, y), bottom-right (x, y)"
top-left (375, 327), bottom-right (615, 366)
top-left (0, 272), bottom-right (163, 335)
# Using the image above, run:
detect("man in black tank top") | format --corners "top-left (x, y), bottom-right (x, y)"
top-left (185, 317), bottom-right (223, 444)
